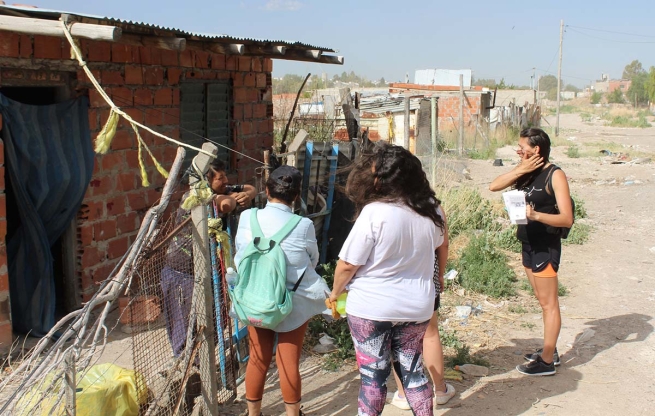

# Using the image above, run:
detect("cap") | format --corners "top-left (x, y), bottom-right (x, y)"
top-left (269, 165), bottom-right (302, 189)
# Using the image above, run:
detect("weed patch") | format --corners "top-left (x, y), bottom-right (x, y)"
top-left (566, 145), bottom-right (580, 158)
top-left (445, 345), bottom-right (489, 368)
top-left (609, 115), bottom-right (652, 128)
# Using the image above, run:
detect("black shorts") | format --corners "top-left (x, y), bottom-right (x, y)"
top-left (521, 239), bottom-right (561, 273)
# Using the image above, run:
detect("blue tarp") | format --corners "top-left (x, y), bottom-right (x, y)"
top-left (0, 94), bottom-right (94, 336)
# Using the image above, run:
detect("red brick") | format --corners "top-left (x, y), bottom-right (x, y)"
top-left (94, 219), bottom-right (117, 241)
top-left (127, 192), bottom-right (148, 211)
top-left (211, 54), bottom-right (226, 70)
top-left (134, 88), bottom-right (153, 106)
top-left (179, 50), bottom-right (194, 67)
top-left (106, 194), bottom-right (127, 216)
top-left (252, 57), bottom-right (263, 72)
top-left (125, 150), bottom-right (139, 169)
top-left (253, 103), bottom-right (267, 119)
top-left (149, 48), bottom-right (162, 66)
top-left (111, 87), bottom-right (133, 106)
top-left (256, 73), bottom-right (267, 88)
top-left (111, 44), bottom-right (134, 63)
top-left (264, 58), bottom-right (273, 72)
top-left (0, 218), bottom-right (5, 240)
top-left (0, 195), bottom-right (5, 219)
top-left (81, 246), bottom-right (104, 269)
top-left (247, 89), bottom-right (259, 102)
top-left (147, 189), bottom-right (162, 205)
top-left (117, 172), bottom-right (136, 192)
top-left (86, 41), bottom-right (111, 62)
top-left (153, 88), bottom-right (173, 105)
top-left (144, 108), bottom-right (163, 126)
top-left (160, 50), bottom-right (179, 66)
top-left (123, 107), bottom-right (145, 124)
top-left (257, 120), bottom-right (269, 134)
top-left (116, 212), bottom-right (139, 234)
top-left (0, 271), bottom-right (9, 294)
top-left (19, 35), bottom-right (32, 58)
top-left (162, 108), bottom-right (179, 125)
top-left (101, 70), bottom-right (124, 85)
top-left (238, 56), bottom-right (252, 72)
top-left (100, 152), bottom-right (125, 171)
top-left (167, 68), bottom-right (182, 85)
top-left (134, 46), bottom-right (152, 65)
top-left (107, 236), bottom-right (129, 260)
top-left (245, 72), bottom-right (258, 87)
top-left (195, 51), bottom-right (210, 69)
top-left (243, 104), bottom-right (253, 119)
top-left (91, 260), bottom-right (120, 284)
top-left (88, 175), bottom-right (114, 196)
top-left (79, 200), bottom-right (105, 221)
top-left (33, 36), bottom-right (62, 59)
top-left (144, 67), bottom-right (165, 85)
top-left (226, 56), bottom-right (237, 71)
top-left (78, 224), bottom-right (94, 246)
top-left (125, 66), bottom-right (144, 84)
top-left (172, 88), bottom-right (180, 105)
top-left (88, 109), bottom-right (98, 131)
top-left (233, 105), bottom-right (244, 120)
top-left (232, 72), bottom-right (243, 87)
top-left (110, 130), bottom-right (134, 151)
top-left (234, 88), bottom-right (248, 103)
top-left (0, 322), bottom-right (13, 350)
top-left (241, 121), bottom-right (253, 135)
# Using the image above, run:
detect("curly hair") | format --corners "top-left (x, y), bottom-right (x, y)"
top-left (345, 142), bottom-right (444, 229)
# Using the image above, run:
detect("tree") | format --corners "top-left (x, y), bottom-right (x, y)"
top-left (590, 91), bottom-right (603, 104)
top-left (622, 60), bottom-right (645, 80)
top-left (627, 72), bottom-right (649, 107)
top-left (472, 78), bottom-right (497, 88)
top-left (564, 84), bottom-right (581, 93)
top-left (539, 75), bottom-right (559, 92)
top-left (607, 88), bottom-right (625, 104)
top-left (646, 66), bottom-right (655, 103)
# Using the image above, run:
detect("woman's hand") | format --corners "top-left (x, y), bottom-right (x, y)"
top-left (232, 192), bottom-right (252, 207)
top-left (526, 204), bottom-right (540, 221)
top-left (516, 154), bottom-right (544, 175)
top-left (328, 291), bottom-right (339, 304)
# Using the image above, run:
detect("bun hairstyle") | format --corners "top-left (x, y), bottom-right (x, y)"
top-left (266, 166), bottom-right (302, 204)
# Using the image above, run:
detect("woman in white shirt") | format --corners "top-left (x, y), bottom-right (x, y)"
top-left (329, 143), bottom-right (446, 416)
top-left (235, 166), bottom-right (329, 416)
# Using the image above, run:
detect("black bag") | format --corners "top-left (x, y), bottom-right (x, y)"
top-left (545, 167), bottom-right (574, 239)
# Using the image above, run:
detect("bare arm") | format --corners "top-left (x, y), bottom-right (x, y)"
top-left (329, 260), bottom-right (361, 303)
top-left (436, 211), bottom-right (449, 293)
top-left (231, 184), bottom-right (257, 207)
top-left (213, 194), bottom-right (237, 213)
top-left (526, 170), bottom-right (574, 227)
top-left (489, 154), bottom-right (544, 192)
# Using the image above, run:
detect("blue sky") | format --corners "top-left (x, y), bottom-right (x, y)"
top-left (31, 0), bottom-right (655, 87)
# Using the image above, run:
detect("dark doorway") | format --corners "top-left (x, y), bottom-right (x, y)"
top-left (0, 85), bottom-right (81, 321)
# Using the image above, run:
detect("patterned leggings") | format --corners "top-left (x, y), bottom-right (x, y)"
top-left (348, 315), bottom-right (433, 416)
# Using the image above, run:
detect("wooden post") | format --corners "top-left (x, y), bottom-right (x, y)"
top-left (404, 95), bottom-right (410, 149)
top-left (556, 19), bottom-right (564, 136)
top-left (64, 351), bottom-right (76, 416)
top-left (430, 96), bottom-right (438, 188)
top-left (459, 74), bottom-right (464, 156)
top-left (188, 143), bottom-right (219, 416)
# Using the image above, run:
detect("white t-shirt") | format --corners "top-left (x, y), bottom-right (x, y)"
top-left (339, 202), bottom-right (445, 322)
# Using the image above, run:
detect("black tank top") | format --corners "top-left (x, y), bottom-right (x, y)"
top-left (516, 164), bottom-right (560, 243)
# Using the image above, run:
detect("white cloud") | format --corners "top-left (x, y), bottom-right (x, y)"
top-left (263, 0), bottom-right (303, 11)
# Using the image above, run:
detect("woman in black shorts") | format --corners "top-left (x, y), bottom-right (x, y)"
top-left (490, 128), bottom-right (573, 376)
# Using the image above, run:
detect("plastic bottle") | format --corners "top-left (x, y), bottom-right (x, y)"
top-left (335, 292), bottom-right (348, 317)
top-left (225, 267), bottom-right (239, 290)
top-left (454, 364), bottom-right (489, 377)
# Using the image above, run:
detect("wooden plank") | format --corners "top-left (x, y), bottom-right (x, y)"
top-left (0, 15), bottom-right (121, 41)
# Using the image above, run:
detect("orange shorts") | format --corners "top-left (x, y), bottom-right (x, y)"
top-left (532, 263), bottom-right (558, 278)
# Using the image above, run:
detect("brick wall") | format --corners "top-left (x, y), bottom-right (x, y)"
top-left (0, 34), bottom-right (273, 327)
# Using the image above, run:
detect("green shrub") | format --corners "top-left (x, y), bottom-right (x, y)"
top-left (608, 115), bottom-right (650, 128)
top-left (580, 112), bottom-right (592, 122)
top-left (590, 91), bottom-right (603, 104)
top-left (455, 233), bottom-right (516, 298)
top-left (566, 146), bottom-right (580, 158)
top-left (607, 89), bottom-right (625, 104)
top-left (441, 188), bottom-right (501, 238)
top-left (494, 226), bottom-right (521, 253)
top-left (559, 105), bottom-right (577, 114)
top-left (563, 222), bottom-right (591, 245)
top-left (440, 327), bottom-right (463, 349)
top-left (445, 345), bottom-right (490, 368)
top-left (571, 194), bottom-right (587, 219)
top-left (558, 283), bottom-right (568, 296)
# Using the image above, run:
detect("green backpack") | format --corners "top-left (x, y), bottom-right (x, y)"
top-left (229, 208), bottom-right (304, 329)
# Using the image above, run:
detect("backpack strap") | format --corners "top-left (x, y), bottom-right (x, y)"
top-left (249, 208), bottom-right (264, 239)
top-left (270, 214), bottom-right (303, 243)
top-left (545, 165), bottom-right (561, 196)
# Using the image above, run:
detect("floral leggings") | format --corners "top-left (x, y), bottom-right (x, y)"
top-left (348, 315), bottom-right (433, 416)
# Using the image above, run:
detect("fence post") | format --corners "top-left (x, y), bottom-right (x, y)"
top-left (430, 96), bottom-right (438, 188)
top-left (188, 143), bottom-right (219, 416)
top-left (64, 351), bottom-right (76, 416)
top-left (459, 74), bottom-right (464, 156)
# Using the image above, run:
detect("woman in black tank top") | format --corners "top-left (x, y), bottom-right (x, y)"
top-left (489, 128), bottom-right (574, 376)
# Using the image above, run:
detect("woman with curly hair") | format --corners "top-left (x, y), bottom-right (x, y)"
top-left (329, 142), bottom-right (447, 416)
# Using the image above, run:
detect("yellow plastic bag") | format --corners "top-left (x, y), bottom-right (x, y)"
top-left (17, 363), bottom-right (147, 416)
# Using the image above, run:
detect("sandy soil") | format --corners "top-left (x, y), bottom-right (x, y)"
top-left (219, 112), bottom-right (655, 416)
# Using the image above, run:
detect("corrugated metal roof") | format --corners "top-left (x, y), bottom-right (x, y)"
top-left (0, 4), bottom-right (336, 52)
top-left (360, 96), bottom-right (422, 114)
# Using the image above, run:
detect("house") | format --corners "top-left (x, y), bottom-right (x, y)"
top-left (0, 4), bottom-right (342, 348)
top-left (595, 78), bottom-right (631, 94)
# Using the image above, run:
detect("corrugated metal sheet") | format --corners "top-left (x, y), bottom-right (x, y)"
top-left (414, 69), bottom-right (472, 88)
top-left (0, 4), bottom-right (336, 52)
top-left (360, 96), bottom-right (422, 114)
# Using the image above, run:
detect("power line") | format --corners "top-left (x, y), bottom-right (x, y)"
top-left (566, 27), bottom-right (655, 44)
top-left (567, 25), bottom-right (655, 39)
top-left (536, 68), bottom-right (594, 83)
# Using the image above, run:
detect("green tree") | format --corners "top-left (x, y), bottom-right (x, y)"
top-left (627, 72), bottom-right (649, 107)
top-left (539, 75), bottom-right (559, 91)
top-left (564, 84), bottom-right (581, 93)
top-left (590, 91), bottom-right (603, 104)
top-left (607, 88), bottom-right (625, 104)
top-left (473, 78), bottom-right (497, 88)
top-left (646, 66), bottom-right (655, 102)
top-left (622, 60), bottom-right (645, 80)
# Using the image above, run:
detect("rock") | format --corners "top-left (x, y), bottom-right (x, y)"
top-left (312, 343), bottom-right (338, 354)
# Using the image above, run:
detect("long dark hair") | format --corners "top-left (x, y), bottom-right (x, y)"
top-left (516, 128), bottom-right (552, 189)
top-left (345, 142), bottom-right (444, 229)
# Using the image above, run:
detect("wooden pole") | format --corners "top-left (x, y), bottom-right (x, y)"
top-left (64, 351), bottom-right (76, 416)
top-left (280, 73), bottom-right (311, 153)
top-left (556, 19), bottom-right (564, 136)
top-left (404, 95), bottom-right (410, 149)
top-left (430, 96), bottom-right (438, 187)
top-left (0, 15), bottom-right (121, 41)
top-left (459, 74), bottom-right (464, 156)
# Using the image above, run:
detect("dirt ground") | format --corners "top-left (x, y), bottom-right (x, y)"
top-left (219, 112), bottom-right (655, 416)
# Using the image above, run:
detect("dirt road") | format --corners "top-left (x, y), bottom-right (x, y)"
top-left (241, 113), bottom-right (655, 416)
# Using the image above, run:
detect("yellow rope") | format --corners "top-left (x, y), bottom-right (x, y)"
top-left (59, 20), bottom-right (214, 162)
top-left (208, 218), bottom-right (233, 269)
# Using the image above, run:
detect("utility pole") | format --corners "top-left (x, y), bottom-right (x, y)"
top-left (556, 19), bottom-right (564, 136)
top-left (458, 74), bottom-right (464, 156)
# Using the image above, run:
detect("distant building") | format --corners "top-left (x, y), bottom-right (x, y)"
top-left (595, 78), bottom-right (631, 94)
top-left (414, 69), bottom-right (472, 88)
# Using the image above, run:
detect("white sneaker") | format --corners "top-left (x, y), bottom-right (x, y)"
top-left (390, 390), bottom-right (411, 410)
top-left (433, 383), bottom-right (456, 405)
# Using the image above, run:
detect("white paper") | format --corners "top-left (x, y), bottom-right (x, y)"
top-left (502, 190), bottom-right (528, 225)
